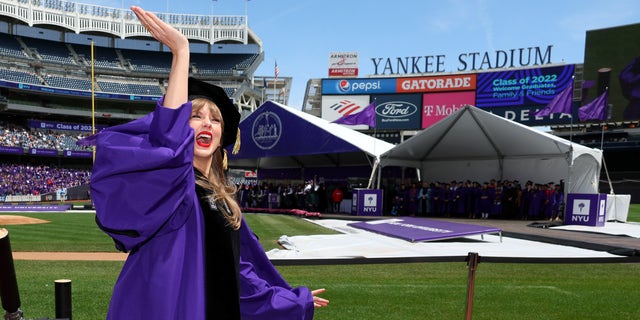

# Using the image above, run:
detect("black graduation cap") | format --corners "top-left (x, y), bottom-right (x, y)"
top-left (188, 77), bottom-right (241, 153)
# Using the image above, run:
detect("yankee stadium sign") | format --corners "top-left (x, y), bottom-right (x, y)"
top-left (371, 45), bottom-right (553, 75)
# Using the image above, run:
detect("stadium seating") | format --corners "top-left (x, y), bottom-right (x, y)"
top-left (0, 33), bottom-right (28, 59)
top-left (97, 76), bottom-right (164, 96)
top-left (20, 36), bottom-right (76, 65)
top-left (43, 74), bottom-right (92, 91)
top-left (121, 49), bottom-right (172, 74)
top-left (0, 122), bottom-right (90, 151)
top-left (72, 45), bottom-right (124, 71)
top-left (0, 67), bottom-right (41, 85)
top-left (0, 162), bottom-right (91, 196)
top-left (191, 53), bottom-right (259, 76)
top-left (0, 31), bottom-right (260, 97)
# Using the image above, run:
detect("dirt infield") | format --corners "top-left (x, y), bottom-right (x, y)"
top-left (1, 215), bottom-right (126, 261)
top-left (0, 215), bottom-right (50, 225)
top-left (11, 252), bottom-right (127, 261)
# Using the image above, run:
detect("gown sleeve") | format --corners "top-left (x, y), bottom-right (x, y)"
top-left (81, 98), bottom-right (196, 252)
top-left (239, 219), bottom-right (314, 320)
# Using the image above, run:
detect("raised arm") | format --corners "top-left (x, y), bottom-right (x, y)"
top-left (131, 6), bottom-right (189, 109)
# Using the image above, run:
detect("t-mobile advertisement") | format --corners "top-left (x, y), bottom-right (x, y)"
top-left (475, 65), bottom-right (574, 108)
top-left (422, 91), bottom-right (476, 128)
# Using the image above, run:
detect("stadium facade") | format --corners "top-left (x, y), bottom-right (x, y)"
top-left (0, 0), bottom-right (289, 199)
top-left (302, 23), bottom-right (640, 200)
top-left (0, 1), bottom-right (638, 201)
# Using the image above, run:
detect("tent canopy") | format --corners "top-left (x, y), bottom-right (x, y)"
top-left (228, 101), bottom-right (394, 170)
top-left (379, 106), bottom-right (603, 194)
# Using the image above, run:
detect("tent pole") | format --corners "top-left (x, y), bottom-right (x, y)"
top-left (601, 152), bottom-right (614, 194)
top-left (567, 100), bottom-right (574, 197)
top-left (367, 158), bottom-right (379, 189)
top-left (376, 163), bottom-right (382, 189)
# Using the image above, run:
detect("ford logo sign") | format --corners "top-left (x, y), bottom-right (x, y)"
top-left (375, 101), bottom-right (418, 118)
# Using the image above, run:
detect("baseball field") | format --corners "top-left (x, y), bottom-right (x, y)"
top-left (2, 209), bottom-right (640, 320)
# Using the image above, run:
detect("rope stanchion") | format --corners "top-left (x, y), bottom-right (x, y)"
top-left (0, 228), bottom-right (23, 320)
top-left (465, 252), bottom-right (480, 320)
top-left (54, 279), bottom-right (72, 320)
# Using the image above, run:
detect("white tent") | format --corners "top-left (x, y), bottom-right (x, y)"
top-left (228, 101), bottom-right (394, 169)
top-left (379, 106), bottom-right (603, 194)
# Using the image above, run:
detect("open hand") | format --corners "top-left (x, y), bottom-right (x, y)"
top-left (311, 288), bottom-right (329, 308)
top-left (130, 6), bottom-right (188, 55)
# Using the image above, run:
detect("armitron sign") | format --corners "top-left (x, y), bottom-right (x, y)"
top-left (329, 52), bottom-right (359, 77)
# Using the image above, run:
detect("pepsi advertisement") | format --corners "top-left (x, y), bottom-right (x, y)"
top-left (475, 65), bottom-right (574, 108)
top-left (322, 78), bottom-right (397, 95)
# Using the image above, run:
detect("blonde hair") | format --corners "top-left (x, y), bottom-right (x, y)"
top-left (191, 98), bottom-right (242, 230)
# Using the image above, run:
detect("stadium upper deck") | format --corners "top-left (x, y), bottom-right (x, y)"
top-left (0, 0), bottom-right (290, 125)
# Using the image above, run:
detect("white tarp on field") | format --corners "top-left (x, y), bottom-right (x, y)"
top-left (266, 219), bottom-right (623, 259)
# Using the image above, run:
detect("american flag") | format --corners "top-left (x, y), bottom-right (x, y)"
top-left (274, 61), bottom-right (279, 81)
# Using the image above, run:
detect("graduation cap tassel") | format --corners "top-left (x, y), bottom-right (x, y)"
top-left (222, 149), bottom-right (228, 170)
top-left (232, 128), bottom-right (241, 155)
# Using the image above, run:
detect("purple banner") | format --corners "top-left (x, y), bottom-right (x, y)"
top-left (351, 189), bottom-right (383, 216)
top-left (28, 148), bottom-right (58, 156)
top-left (349, 217), bottom-right (501, 242)
top-left (483, 105), bottom-right (574, 126)
top-left (229, 101), bottom-right (366, 159)
top-left (0, 204), bottom-right (71, 211)
top-left (64, 150), bottom-right (93, 158)
top-left (0, 146), bottom-right (23, 155)
top-left (565, 193), bottom-right (607, 227)
top-left (28, 119), bottom-right (107, 133)
top-left (475, 65), bottom-right (574, 108)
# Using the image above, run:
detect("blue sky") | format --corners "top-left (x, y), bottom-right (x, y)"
top-left (84, 0), bottom-right (639, 108)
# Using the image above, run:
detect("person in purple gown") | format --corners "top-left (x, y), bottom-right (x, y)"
top-left (520, 181), bottom-right (533, 220)
top-left (529, 184), bottom-right (545, 220)
top-left (543, 182), bottom-right (557, 221)
top-left (552, 182), bottom-right (565, 221)
top-left (478, 182), bottom-right (492, 219)
top-left (430, 182), bottom-right (443, 216)
top-left (79, 6), bottom-right (327, 320)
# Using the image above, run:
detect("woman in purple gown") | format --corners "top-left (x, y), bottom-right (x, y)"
top-left (81, 6), bottom-right (328, 319)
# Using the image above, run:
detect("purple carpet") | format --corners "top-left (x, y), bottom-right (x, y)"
top-left (348, 217), bottom-right (502, 242)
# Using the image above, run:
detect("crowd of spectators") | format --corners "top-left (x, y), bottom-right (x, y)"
top-left (0, 121), bottom-right (90, 151)
top-left (0, 122), bottom-right (93, 196)
top-left (0, 162), bottom-right (91, 196)
top-left (231, 178), bottom-right (566, 221)
top-left (236, 181), bottom-right (348, 214)
top-left (384, 179), bottom-right (565, 221)
top-left (0, 122), bottom-right (566, 220)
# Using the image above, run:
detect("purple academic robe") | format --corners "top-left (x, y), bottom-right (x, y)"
top-left (80, 99), bottom-right (313, 320)
top-left (239, 221), bottom-right (314, 320)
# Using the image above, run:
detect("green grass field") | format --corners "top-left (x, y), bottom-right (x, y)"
top-left (2, 208), bottom-right (640, 319)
